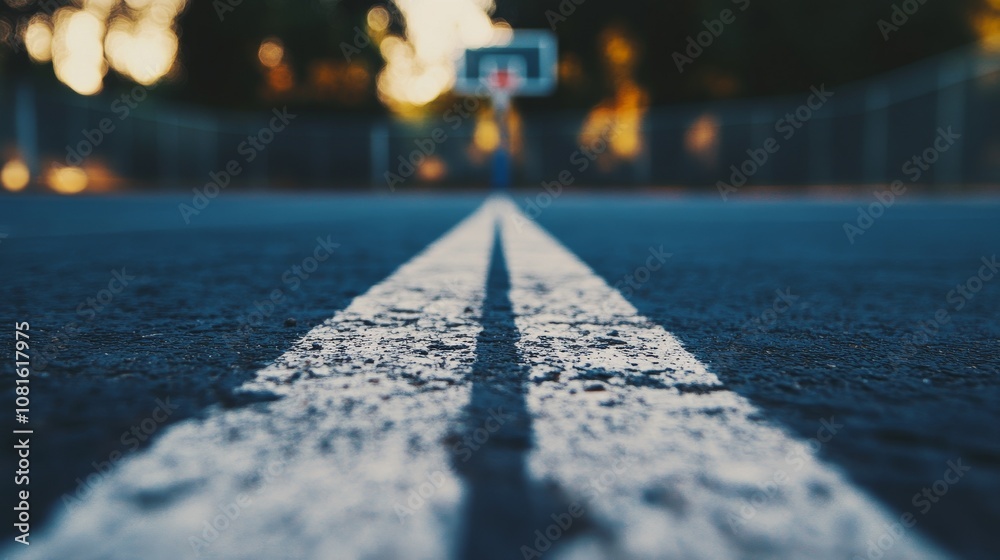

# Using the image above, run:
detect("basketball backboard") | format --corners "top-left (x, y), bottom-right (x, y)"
top-left (454, 30), bottom-right (557, 97)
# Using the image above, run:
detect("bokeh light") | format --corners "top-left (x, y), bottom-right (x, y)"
top-left (46, 165), bottom-right (89, 195)
top-left (104, 16), bottom-right (181, 85)
top-left (473, 116), bottom-right (501, 153)
top-left (52, 8), bottom-right (107, 95)
top-left (417, 156), bottom-right (447, 182)
top-left (366, 6), bottom-right (391, 33)
top-left (684, 113), bottom-right (721, 164)
top-left (974, 1), bottom-right (1000, 49)
top-left (258, 38), bottom-right (285, 68)
top-left (24, 16), bottom-right (53, 63)
top-left (22, 0), bottom-right (188, 95)
top-left (558, 53), bottom-right (584, 88)
top-left (267, 63), bottom-right (295, 93)
top-left (579, 26), bottom-right (648, 166)
top-left (374, 0), bottom-right (513, 113)
top-left (1, 159), bottom-right (30, 192)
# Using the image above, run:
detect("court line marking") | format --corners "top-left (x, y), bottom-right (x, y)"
top-left (497, 197), bottom-right (948, 560)
top-left (13, 200), bottom-right (501, 560)
top-left (9, 196), bottom-right (953, 560)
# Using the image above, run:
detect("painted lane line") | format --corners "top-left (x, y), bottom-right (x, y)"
top-left (13, 200), bottom-right (500, 560)
top-left (498, 198), bottom-right (948, 560)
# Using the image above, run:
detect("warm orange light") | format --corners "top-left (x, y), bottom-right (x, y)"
top-left (258, 38), bottom-right (285, 68)
top-left (267, 63), bottom-right (295, 93)
top-left (341, 64), bottom-right (371, 104)
top-left (975, 13), bottom-right (1000, 48)
top-left (971, 1), bottom-right (1000, 49)
top-left (473, 117), bottom-right (501, 153)
top-left (310, 60), bottom-right (339, 92)
top-left (558, 54), bottom-right (583, 87)
top-left (1, 160), bottom-right (30, 192)
top-left (604, 34), bottom-right (634, 67)
top-left (417, 156), bottom-right (447, 182)
top-left (579, 26), bottom-right (649, 165)
top-left (685, 114), bottom-right (720, 163)
top-left (346, 64), bottom-right (370, 83)
top-left (46, 165), bottom-right (89, 194)
top-left (611, 123), bottom-right (641, 159)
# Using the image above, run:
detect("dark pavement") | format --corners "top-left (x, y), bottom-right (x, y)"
top-left (0, 193), bottom-right (997, 559)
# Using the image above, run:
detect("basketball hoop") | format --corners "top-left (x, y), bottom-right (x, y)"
top-left (483, 69), bottom-right (522, 109)
top-left (454, 30), bottom-right (557, 97)
top-left (454, 30), bottom-right (557, 190)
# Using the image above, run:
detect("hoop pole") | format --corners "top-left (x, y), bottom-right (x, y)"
top-left (490, 91), bottom-right (511, 191)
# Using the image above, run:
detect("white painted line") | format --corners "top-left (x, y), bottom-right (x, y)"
top-left (13, 200), bottom-right (500, 560)
top-left (497, 198), bottom-right (949, 560)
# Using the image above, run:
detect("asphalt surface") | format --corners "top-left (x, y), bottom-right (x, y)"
top-left (0, 194), bottom-right (482, 552)
top-left (535, 196), bottom-right (1000, 559)
top-left (0, 193), bottom-right (998, 559)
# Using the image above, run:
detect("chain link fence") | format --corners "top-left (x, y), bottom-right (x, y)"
top-left (2, 46), bottom-right (998, 192)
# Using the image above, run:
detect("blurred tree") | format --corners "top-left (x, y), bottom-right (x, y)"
top-left (529, 0), bottom-right (982, 105)
top-left (0, 0), bottom-right (988, 109)
top-left (176, 0), bottom-right (382, 110)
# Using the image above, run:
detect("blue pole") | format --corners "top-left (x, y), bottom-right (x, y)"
top-left (491, 99), bottom-right (511, 192)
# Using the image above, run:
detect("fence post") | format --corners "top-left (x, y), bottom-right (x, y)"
top-left (935, 56), bottom-right (966, 189)
top-left (809, 113), bottom-right (832, 185)
top-left (863, 84), bottom-right (889, 186)
top-left (370, 122), bottom-right (389, 191)
top-left (751, 109), bottom-right (772, 185)
top-left (158, 117), bottom-right (178, 188)
top-left (636, 118), bottom-right (652, 186)
top-left (14, 81), bottom-right (39, 184)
